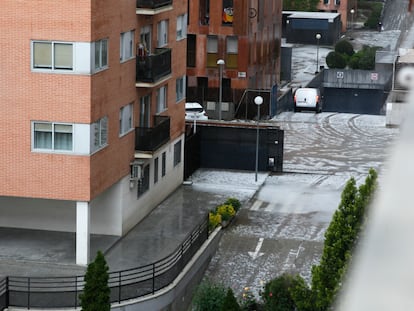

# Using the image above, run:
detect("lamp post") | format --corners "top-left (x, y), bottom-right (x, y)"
top-left (217, 59), bottom-right (225, 120)
top-left (350, 8), bottom-right (355, 33)
top-left (315, 33), bottom-right (321, 74)
top-left (254, 96), bottom-right (263, 182)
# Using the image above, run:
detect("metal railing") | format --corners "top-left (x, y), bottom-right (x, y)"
top-left (5, 215), bottom-right (209, 309)
top-left (136, 48), bottom-right (171, 83)
top-left (136, 0), bottom-right (172, 9)
top-left (135, 115), bottom-right (170, 151)
top-left (0, 277), bottom-right (7, 310)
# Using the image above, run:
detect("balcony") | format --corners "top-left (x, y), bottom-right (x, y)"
top-left (135, 116), bottom-right (170, 152)
top-left (136, 0), bottom-right (173, 15)
top-left (136, 48), bottom-right (171, 87)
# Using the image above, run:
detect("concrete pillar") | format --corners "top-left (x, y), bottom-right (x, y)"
top-left (76, 201), bottom-right (90, 266)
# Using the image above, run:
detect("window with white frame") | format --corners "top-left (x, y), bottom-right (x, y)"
top-left (176, 76), bottom-right (186, 102)
top-left (119, 103), bottom-right (133, 135)
top-left (33, 122), bottom-right (73, 151)
top-left (157, 20), bottom-right (169, 47)
top-left (207, 35), bottom-right (218, 67)
top-left (32, 41), bottom-right (73, 71)
top-left (120, 30), bottom-right (134, 62)
top-left (94, 39), bottom-right (108, 71)
top-left (156, 85), bottom-right (167, 113)
top-left (92, 117), bottom-right (108, 151)
top-left (176, 14), bottom-right (187, 40)
top-left (226, 36), bottom-right (238, 68)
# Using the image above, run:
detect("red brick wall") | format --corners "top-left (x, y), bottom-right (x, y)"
top-left (0, 0), bottom-right (138, 201)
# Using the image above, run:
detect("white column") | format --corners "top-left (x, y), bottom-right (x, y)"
top-left (76, 201), bottom-right (90, 266)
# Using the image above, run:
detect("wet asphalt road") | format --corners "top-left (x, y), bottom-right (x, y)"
top-left (203, 113), bottom-right (400, 298)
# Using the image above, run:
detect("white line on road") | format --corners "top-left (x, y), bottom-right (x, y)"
top-left (250, 199), bottom-right (263, 211)
top-left (248, 237), bottom-right (264, 260)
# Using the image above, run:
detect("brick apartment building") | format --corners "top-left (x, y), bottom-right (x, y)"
top-left (0, 0), bottom-right (187, 265)
top-left (317, 0), bottom-right (354, 32)
top-left (186, 0), bottom-right (282, 120)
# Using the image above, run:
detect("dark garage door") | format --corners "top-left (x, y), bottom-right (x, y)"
top-left (323, 88), bottom-right (386, 115)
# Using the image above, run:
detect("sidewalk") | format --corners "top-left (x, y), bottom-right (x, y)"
top-left (0, 169), bottom-right (267, 278)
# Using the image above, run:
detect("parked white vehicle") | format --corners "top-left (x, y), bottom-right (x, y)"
top-left (294, 88), bottom-right (322, 113)
top-left (185, 102), bottom-right (208, 120)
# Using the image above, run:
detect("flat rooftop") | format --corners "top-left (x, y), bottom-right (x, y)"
top-left (283, 11), bottom-right (340, 20)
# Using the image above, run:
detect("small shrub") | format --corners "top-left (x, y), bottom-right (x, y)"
top-left (326, 51), bottom-right (347, 69)
top-left (349, 45), bottom-right (379, 70)
top-left (240, 287), bottom-right (261, 311)
top-left (80, 251), bottom-right (110, 311)
top-left (334, 40), bottom-right (354, 57)
top-left (192, 279), bottom-right (227, 311)
top-left (209, 212), bottom-right (221, 231)
top-left (221, 288), bottom-right (241, 311)
top-left (224, 197), bottom-right (242, 212)
top-left (216, 204), bottom-right (236, 221)
top-left (364, 2), bottom-right (383, 29)
top-left (261, 274), bottom-right (297, 311)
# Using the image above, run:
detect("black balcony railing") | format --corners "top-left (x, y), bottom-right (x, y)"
top-left (3, 215), bottom-right (209, 309)
top-left (136, 48), bottom-right (171, 83)
top-left (136, 0), bottom-right (172, 9)
top-left (135, 116), bottom-right (170, 151)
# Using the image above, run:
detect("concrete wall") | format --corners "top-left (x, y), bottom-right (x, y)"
top-left (322, 69), bottom-right (392, 89)
top-left (112, 228), bottom-right (223, 311)
top-left (0, 136), bottom-right (185, 237)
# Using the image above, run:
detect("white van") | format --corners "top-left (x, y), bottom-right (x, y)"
top-left (294, 88), bottom-right (322, 113)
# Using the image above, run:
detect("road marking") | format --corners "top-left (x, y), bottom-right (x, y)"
top-left (264, 202), bottom-right (276, 212)
top-left (250, 199), bottom-right (263, 211)
top-left (248, 237), bottom-right (264, 260)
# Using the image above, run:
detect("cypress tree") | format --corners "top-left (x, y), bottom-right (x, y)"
top-left (80, 250), bottom-right (111, 311)
top-left (311, 170), bottom-right (377, 310)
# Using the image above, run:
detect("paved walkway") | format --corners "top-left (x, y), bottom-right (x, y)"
top-left (0, 169), bottom-right (267, 277)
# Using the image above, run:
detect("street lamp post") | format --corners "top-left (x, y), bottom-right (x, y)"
top-left (254, 96), bottom-right (263, 182)
top-left (350, 8), bottom-right (355, 33)
top-left (315, 33), bottom-right (321, 74)
top-left (217, 59), bottom-right (225, 121)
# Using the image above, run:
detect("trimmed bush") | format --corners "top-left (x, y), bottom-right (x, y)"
top-left (326, 51), bottom-right (347, 69)
top-left (335, 40), bottom-right (354, 57)
top-left (209, 212), bottom-right (222, 231)
top-left (216, 204), bottom-right (236, 221)
top-left (225, 197), bottom-right (242, 212)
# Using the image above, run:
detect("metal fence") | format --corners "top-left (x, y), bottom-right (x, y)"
top-left (0, 277), bottom-right (7, 310)
top-left (5, 215), bottom-right (209, 309)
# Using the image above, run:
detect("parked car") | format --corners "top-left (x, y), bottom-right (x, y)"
top-left (185, 102), bottom-right (208, 120)
top-left (294, 88), bottom-right (322, 113)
